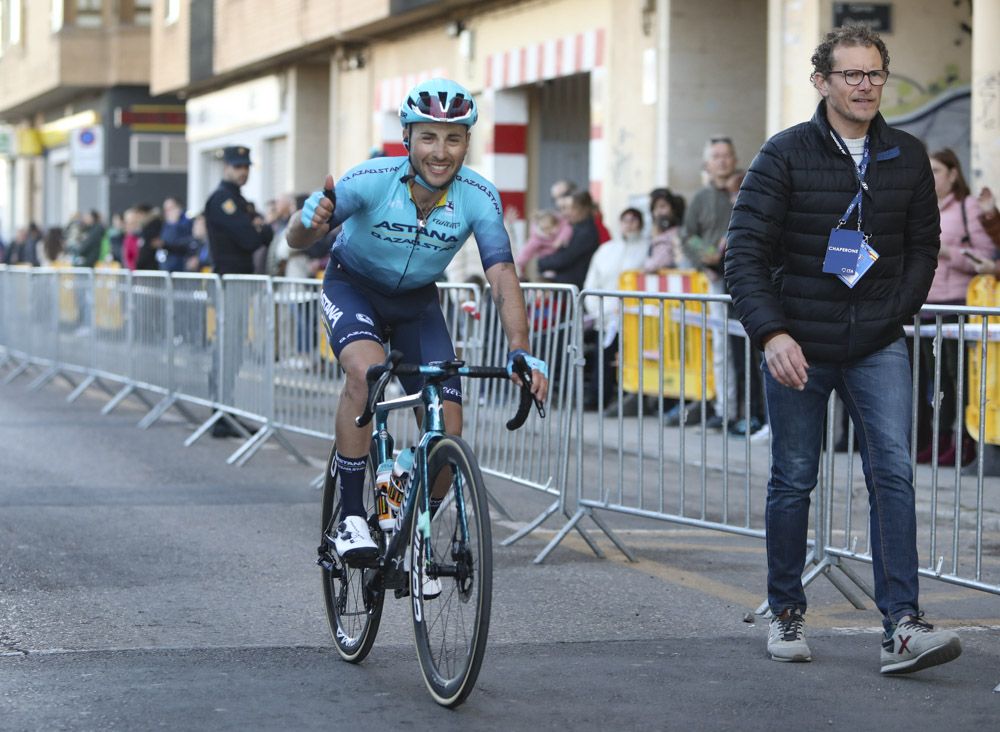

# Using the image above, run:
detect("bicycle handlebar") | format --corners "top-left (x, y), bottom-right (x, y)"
top-left (354, 350), bottom-right (544, 430)
top-left (505, 354), bottom-right (545, 430)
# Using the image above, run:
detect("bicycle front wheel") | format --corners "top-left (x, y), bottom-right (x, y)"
top-left (410, 436), bottom-right (493, 708)
top-left (320, 441), bottom-right (384, 662)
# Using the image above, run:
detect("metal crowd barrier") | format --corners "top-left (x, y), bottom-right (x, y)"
top-left (2, 266), bottom-right (37, 384)
top-left (545, 285), bottom-right (999, 605)
top-left (170, 273), bottom-right (222, 413)
top-left (1, 264), bottom-right (998, 604)
top-left (91, 267), bottom-right (137, 412)
top-left (529, 287), bottom-right (759, 565)
top-left (55, 267), bottom-right (96, 390)
top-left (204, 275), bottom-right (309, 467)
top-left (271, 276), bottom-right (339, 440)
top-left (471, 283), bottom-right (580, 534)
top-left (816, 301), bottom-right (1000, 606)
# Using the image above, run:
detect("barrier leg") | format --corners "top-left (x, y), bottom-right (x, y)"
top-left (754, 553), bottom-right (868, 616)
top-left (532, 508), bottom-right (598, 564)
top-left (27, 366), bottom-right (60, 392)
top-left (226, 426), bottom-right (270, 466)
top-left (185, 410), bottom-right (225, 447)
top-left (269, 428), bottom-right (310, 466)
top-left (832, 557), bottom-right (876, 603)
top-left (2, 361), bottom-right (31, 384)
top-left (137, 395), bottom-right (177, 430)
top-left (66, 375), bottom-right (97, 402)
top-left (101, 384), bottom-right (136, 415)
top-left (501, 499), bottom-right (560, 546)
top-left (587, 509), bottom-right (638, 562)
top-left (485, 487), bottom-right (514, 520)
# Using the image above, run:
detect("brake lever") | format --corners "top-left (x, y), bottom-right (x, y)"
top-left (515, 357), bottom-right (546, 419)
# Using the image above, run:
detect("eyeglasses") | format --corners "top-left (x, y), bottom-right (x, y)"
top-left (827, 69), bottom-right (890, 86)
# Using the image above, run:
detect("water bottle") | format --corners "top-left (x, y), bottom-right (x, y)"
top-left (388, 447), bottom-right (415, 513)
top-left (375, 458), bottom-right (395, 530)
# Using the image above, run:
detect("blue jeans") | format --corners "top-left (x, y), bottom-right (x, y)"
top-left (763, 338), bottom-right (919, 632)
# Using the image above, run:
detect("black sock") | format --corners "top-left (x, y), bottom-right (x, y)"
top-left (336, 453), bottom-right (368, 520)
top-left (429, 496), bottom-right (443, 518)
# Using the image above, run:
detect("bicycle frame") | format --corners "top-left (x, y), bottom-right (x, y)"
top-left (367, 370), bottom-right (468, 593)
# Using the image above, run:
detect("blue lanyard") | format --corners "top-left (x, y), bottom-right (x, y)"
top-left (831, 130), bottom-right (870, 231)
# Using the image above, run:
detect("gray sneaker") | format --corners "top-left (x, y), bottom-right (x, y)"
top-left (880, 614), bottom-right (962, 674)
top-left (767, 610), bottom-right (811, 662)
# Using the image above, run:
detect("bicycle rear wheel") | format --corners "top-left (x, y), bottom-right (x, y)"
top-left (320, 441), bottom-right (384, 662)
top-left (410, 436), bottom-right (492, 708)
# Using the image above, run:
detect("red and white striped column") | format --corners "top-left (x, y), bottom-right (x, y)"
top-left (482, 88), bottom-right (528, 221)
top-left (484, 29), bottom-right (607, 213)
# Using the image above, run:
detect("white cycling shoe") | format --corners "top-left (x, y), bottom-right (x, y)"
top-left (332, 515), bottom-right (378, 564)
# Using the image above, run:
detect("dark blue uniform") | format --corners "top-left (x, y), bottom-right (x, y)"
top-left (204, 180), bottom-right (271, 275)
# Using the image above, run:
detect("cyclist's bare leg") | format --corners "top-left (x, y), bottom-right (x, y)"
top-left (335, 339), bottom-right (389, 457)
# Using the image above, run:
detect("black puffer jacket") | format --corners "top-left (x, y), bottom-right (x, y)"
top-left (725, 101), bottom-right (939, 363)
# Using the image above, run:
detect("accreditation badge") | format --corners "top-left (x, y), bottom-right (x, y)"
top-left (822, 228), bottom-right (864, 275)
top-left (837, 240), bottom-right (879, 289)
top-left (222, 199), bottom-right (237, 215)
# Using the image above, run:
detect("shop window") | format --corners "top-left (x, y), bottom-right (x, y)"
top-left (75, 0), bottom-right (102, 28)
top-left (130, 134), bottom-right (188, 173)
top-left (133, 0), bottom-right (151, 26)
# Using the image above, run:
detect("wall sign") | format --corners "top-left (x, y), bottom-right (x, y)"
top-left (833, 3), bottom-right (892, 33)
top-left (71, 126), bottom-right (104, 175)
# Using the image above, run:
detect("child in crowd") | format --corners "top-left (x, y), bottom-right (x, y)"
top-left (515, 208), bottom-right (571, 278)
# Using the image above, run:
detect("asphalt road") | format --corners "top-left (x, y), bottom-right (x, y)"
top-left (1, 373), bottom-right (998, 731)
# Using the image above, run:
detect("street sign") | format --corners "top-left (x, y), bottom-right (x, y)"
top-left (71, 126), bottom-right (104, 175)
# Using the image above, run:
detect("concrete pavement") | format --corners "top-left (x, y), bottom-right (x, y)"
top-left (1, 374), bottom-right (998, 730)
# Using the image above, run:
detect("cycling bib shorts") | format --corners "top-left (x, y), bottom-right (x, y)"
top-left (322, 260), bottom-right (462, 403)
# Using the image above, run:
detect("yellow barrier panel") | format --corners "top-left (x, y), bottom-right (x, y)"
top-left (49, 262), bottom-right (80, 324)
top-left (206, 303), bottom-right (217, 342)
top-left (94, 267), bottom-right (124, 330)
top-left (965, 275), bottom-right (1000, 444)
top-left (618, 269), bottom-right (715, 400)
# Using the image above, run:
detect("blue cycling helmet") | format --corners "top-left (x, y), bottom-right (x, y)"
top-left (399, 78), bottom-right (478, 128)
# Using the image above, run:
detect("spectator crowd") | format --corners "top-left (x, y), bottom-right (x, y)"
top-left (2, 134), bottom-right (998, 452)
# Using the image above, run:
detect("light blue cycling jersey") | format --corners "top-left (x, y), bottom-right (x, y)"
top-left (328, 156), bottom-right (513, 294)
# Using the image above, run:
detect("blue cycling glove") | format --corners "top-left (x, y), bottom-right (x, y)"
top-left (506, 349), bottom-right (548, 379)
top-left (301, 187), bottom-right (335, 229)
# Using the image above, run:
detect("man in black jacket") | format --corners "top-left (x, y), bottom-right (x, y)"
top-left (725, 24), bottom-right (960, 674)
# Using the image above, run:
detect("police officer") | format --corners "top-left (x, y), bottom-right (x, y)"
top-left (205, 145), bottom-right (271, 438)
top-left (204, 145), bottom-right (271, 274)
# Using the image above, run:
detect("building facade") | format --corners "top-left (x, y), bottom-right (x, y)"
top-left (0, 0), bottom-right (186, 237)
top-left (2, 0), bottom-right (997, 265)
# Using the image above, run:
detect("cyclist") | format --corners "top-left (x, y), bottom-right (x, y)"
top-left (287, 78), bottom-right (549, 564)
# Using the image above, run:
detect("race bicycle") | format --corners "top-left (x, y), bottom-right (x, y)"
top-left (317, 350), bottom-right (543, 707)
